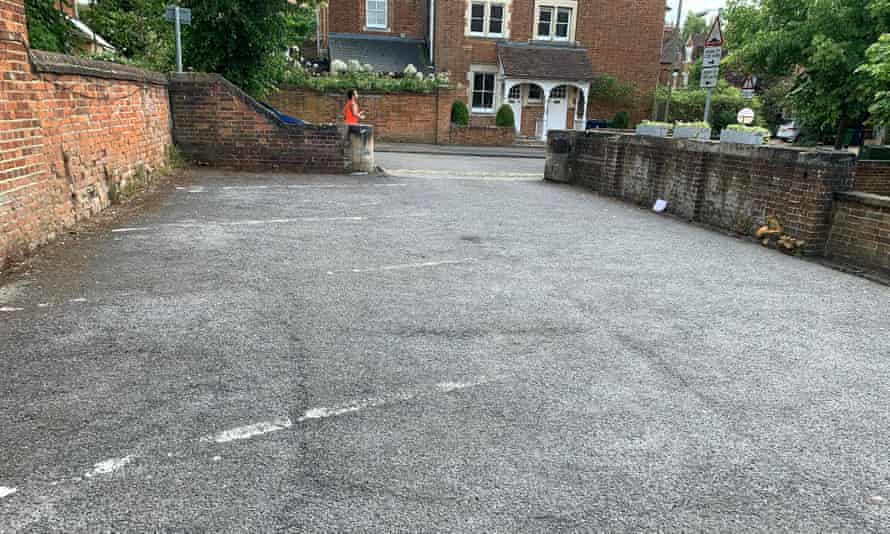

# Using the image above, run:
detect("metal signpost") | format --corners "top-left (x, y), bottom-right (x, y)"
top-left (700, 15), bottom-right (723, 124)
top-left (164, 6), bottom-right (192, 73)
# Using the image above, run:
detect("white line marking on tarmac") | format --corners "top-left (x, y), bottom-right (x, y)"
top-left (84, 456), bottom-right (134, 478)
top-left (0, 307), bottom-right (23, 312)
top-left (112, 214), bottom-right (427, 234)
top-left (69, 298), bottom-right (88, 303)
top-left (217, 184), bottom-right (406, 190)
top-left (327, 258), bottom-right (476, 275)
top-left (203, 418), bottom-right (293, 443)
top-left (0, 487), bottom-right (16, 498)
top-left (436, 378), bottom-right (489, 392)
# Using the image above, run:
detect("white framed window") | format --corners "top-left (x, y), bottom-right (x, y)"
top-left (527, 85), bottom-right (544, 103)
top-left (550, 86), bottom-right (567, 99)
top-left (366, 0), bottom-right (387, 29)
top-left (535, 1), bottom-right (576, 41)
top-left (508, 85), bottom-right (521, 101)
top-left (467, 1), bottom-right (507, 38)
top-left (471, 72), bottom-right (496, 112)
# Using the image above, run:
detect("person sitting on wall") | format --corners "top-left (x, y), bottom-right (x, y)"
top-left (344, 90), bottom-right (366, 125)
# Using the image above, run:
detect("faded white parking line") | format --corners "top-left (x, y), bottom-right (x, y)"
top-left (215, 183), bottom-right (407, 190)
top-left (0, 487), bottom-right (16, 498)
top-left (84, 456), bottom-right (135, 478)
top-left (436, 378), bottom-right (490, 392)
top-left (202, 418), bottom-right (293, 443)
top-left (0, 306), bottom-right (23, 312)
top-left (327, 258), bottom-right (476, 275)
top-left (112, 213), bottom-right (427, 234)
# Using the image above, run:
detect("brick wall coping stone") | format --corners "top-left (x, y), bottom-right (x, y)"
top-left (277, 83), bottom-right (443, 97)
top-left (30, 50), bottom-right (168, 85)
top-left (836, 191), bottom-right (890, 209)
top-left (579, 131), bottom-right (857, 167)
top-left (171, 72), bottom-right (340, 132)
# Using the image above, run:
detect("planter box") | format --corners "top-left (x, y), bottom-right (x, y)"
top-left (635, 124), bottom-right (670, 138)
top-left (720, 129), bottom-right (766, 145)
top-left (674, 126), bottom-right (712, 141)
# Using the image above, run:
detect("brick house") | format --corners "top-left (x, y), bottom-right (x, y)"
top-left (317, 0), bottom-right (665, 138)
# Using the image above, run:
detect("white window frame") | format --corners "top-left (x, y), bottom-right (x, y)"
top-left (366, 0), bottom-right (388, 30)
top-left (534, 0), bottom-right (577, 42)
top-left (470, 67), bottom-right (498, 113)
top-left (466, 1), bottom-right (509, 38)
top-left (527, 84), bottom-right (544, 104)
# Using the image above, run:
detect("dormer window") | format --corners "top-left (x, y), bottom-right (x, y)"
top-left (467, 1), bottom-right (507, 38)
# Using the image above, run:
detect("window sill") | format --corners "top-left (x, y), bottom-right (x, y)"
top-left (364, 26), bottom-right (390, 32)
top-left (466, 33), bottom-right (506, 40)
top-left (471, 109), bottom-right (495, 115)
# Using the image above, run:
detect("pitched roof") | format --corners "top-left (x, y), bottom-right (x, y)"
top-left (328, 33), bottom-right (432, 74)
top-left (497, 42), bottom-right (595, 81)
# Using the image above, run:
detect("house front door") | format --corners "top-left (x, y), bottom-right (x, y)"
top-left (545, 85), bottom-right (568, 135)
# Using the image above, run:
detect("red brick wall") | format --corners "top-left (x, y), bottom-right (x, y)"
top-left (267, 86), bottom-right (440, 144)
top-left (546, 130), bottom-right (857, 256)
top-left (827, 193), bottom-right (890, 275)
top-left (854, 160), bottom-right (890, 196)
top-left (168, 74), bottom-right (351, 172)
top-left (324, 0), bottom-right (428, 39)
top-left (449, 124), bottom-right (515, 146)
top-left (1, 0), bottom-right (172, 269)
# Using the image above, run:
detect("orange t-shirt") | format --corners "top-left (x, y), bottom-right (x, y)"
top-left (344, 101), bottom-right (359, 125)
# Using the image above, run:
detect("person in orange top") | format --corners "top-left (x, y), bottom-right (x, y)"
top-left (344, 89), bottom-right (366, 125)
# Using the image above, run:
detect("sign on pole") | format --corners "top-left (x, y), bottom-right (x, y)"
top-left (741, 76), bottom-right (755, 100)
top-left (700, 67), bottom-right (719, 89)
top-left (737, 108), bottom-right (755, 125)
top-left (164, 6), bottom-right (191, 24)
top-left (702, 47), bottom-right (721, 69)
top-left (164, 6), bottom-right (192, 73)
top-left (702, 15), bottom-right (722, 124)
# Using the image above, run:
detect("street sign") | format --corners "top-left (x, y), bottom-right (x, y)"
top-left (702, 47), bottom-right (722, 68)
top-left (164, 6), bottom-right (191, 24)
top-left (705, 15), bottom-right (723, 47)
top-left (737, 108), bottom-right (755, 125)
top-left (700, 67), bottom-right (719, 89)
top-left (741, 76), bottom-right (756, 100)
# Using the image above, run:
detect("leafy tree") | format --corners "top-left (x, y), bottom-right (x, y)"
top-left (495, 104), bottom-right (515, 128)
top-left (79, 0), bottom-right (174, 71)
top-left (610, 111), bottom-right (630, 129)
top-left (724, 0), bottom-right (889, 148)
top-left (858, 33), bottom-right (890, 127)
top-left (26, 0), bottom-right (73, 53)
top-left (682, 11), bottom-right (708, 42)
top-left (181, 0), bottom-right (319, 97)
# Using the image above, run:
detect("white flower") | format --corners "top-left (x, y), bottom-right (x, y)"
top-left (347, 59), bottom-right (362, 73)
top-left (403, 64), bottom-right (417, 76)
top-left (331, 59), bottom-right (347, 73)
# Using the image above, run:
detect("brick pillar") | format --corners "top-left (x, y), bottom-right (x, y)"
top-left (0, 0), bottom-right (52, 267)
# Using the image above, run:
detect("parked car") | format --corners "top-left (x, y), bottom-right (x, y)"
top-left (776, 120), bottom-right (800, 143)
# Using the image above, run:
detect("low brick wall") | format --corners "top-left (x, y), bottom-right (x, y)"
top-left (267, 86), bottom-right (440, 144)
top-left (545, 131), bottom-right (856, 256)
top-left (854, 160), bottom-right (890, 196)
top-left (827, 192), bottom-right (890, 275)
top-left (448, 125), bottom-right (515, 146)
top-left (169, 74), bottom-right (372, 173)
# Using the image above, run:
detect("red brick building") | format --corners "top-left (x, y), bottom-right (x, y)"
top-left (318, 0), bottom-right (665, 138)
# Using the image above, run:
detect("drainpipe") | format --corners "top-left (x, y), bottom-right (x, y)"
top-left (429, 0), bottom-right (435, 65)
top-left (316, 6), bottom-right (321, 54)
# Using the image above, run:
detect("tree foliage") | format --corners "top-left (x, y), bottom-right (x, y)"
top-left (657, 81), bottom-right (762, 133)
top-left (682, 11), bottom-right (708, 42)
top-left (451, 101), bottom-right (470, 125)
top-left (495, 104), bottom-right (515, 128)
top-left (724, 0), bottom-right (890, 146)
top-left (25, 0), bottom-right (73, 53)
top-left (180, 0), bottom-right (319, 97)
top-left (79, 0), bottom-right (174, 71)
top-left (858, 33), bottom-right (890, 126)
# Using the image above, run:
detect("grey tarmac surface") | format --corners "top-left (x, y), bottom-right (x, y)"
top-left (1, 153), bottom-right (889, 532)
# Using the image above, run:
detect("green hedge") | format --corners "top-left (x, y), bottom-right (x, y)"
top-left (495, 104), bottom-right (515, 128)
top-left (657, 82), bottom-right (762, 133)
top-left (451, 101), bottom-right (470, 125)
top-left (281, 69), bottom-right (443, 94)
